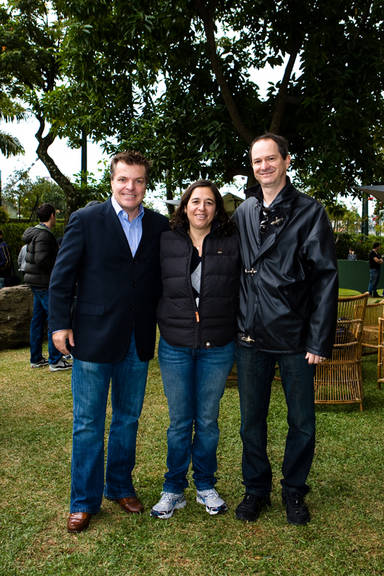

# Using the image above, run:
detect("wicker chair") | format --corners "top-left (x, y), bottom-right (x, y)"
top-left (314, 292), bottom-right (369, 411)
top-left (362, 299), bottom-right (384, 354)
top-left (376, 317), bottom-right (384, 390)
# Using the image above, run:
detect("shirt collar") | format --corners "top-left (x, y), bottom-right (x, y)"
top-left (111, 195), bottom-right (144, 221)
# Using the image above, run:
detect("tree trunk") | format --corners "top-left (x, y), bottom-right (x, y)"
top-left (195, 0), bottom-right (254, 145)
top-left (269, 50), bottom-right (300, 134)
top-left (35, 116), bottom-right (77, 219)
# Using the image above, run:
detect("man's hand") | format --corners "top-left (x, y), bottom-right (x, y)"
top-left (305, 352), bottom-right (326, 365)
top-left (52, 329), bottom-right (74, 356)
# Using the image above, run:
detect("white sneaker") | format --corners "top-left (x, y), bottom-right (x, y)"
top-left (196, 488), bottom-right (228, 515)
top-left (49, 358), bottom-right (72, 372)
top-left (150, 492), bottom-right (186, 519)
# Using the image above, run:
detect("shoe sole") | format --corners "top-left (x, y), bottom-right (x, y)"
top-left (150, 499), bottom-right (186, 519)
top-left (235, 497), bottom-right (271, 522)
top-left (196, 496), bottom-right (228, 516)
top-left (235, 510), bottom-right (260, 522)
top-left (49, 366), bottom-right (72, 372)
top-left (31, 364), bottom-right (48, 368)
top-left (286, 517), bottom-right (310, 526)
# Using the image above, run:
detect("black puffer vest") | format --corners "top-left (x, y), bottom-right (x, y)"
top-left (157, 222), bottom-right (240, 349)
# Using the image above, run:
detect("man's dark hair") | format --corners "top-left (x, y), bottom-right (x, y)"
top-left (249, 132), bottom-right (290, 162)
top-left (37, 203), bottom-right (55, 222)
top-left (110, 150), bottom-right (151, 180)
top-left (373, 242), bottom-right (381, 249)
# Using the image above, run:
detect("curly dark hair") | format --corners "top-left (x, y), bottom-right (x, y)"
top-left (171, 180), bottom-right (234, 233)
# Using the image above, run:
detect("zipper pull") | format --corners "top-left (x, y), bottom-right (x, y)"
top-left (195, 310), bottom-right (200, 323)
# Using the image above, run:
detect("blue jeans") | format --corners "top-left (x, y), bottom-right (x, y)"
top-left (236, 345), bottom-right (315, 497)
top-left (368, 269), bottom-right (380, 294)
top-left (70, 334), bottom-right (148, 513)
top-left (30, 288), bottom-right (61, 365)
top-left (158, 337), bottom-right (235, 493)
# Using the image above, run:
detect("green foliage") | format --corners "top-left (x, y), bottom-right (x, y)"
top-left (1, 0), bottom-right (384, 207)
top-left (0, 129), bottom-right (24, 157)
top-left (72, 169), bottom-right (112, 206)
top-left (2, 172), bottom-right (67, 217)
top-left (0, 347), bottom-right (383, 575)
top-left (334, 232), bottom-right (382, 260)
top-left (55, 0), bottom-right (384, 202)
top-left (0, 206), bottom-right (9, 223)
top-left (0, 90), bottom-right (25, 157)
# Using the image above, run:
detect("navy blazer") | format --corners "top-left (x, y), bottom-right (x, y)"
top-left (49, 199), bottom-right (169, 363)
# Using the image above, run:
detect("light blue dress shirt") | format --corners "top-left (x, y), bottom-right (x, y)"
top-left (111, 196), bottom-right (144, 257)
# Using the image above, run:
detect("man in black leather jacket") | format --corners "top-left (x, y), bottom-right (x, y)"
top-left (233, 133), bottom-right (338, 526)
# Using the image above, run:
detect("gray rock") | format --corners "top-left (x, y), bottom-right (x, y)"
top-left (0, 285), bottom-right (33, 349)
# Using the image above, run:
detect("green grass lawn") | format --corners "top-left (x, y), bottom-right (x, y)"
top-left (1, 347), bottom-right (383, 576)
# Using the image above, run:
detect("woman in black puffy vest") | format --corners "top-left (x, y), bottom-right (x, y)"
top-left (151, 180), bottom-right (241, 519)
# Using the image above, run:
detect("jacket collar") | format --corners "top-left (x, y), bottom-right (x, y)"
top-left (244, 177), bottom-right (299, 264)
top-left (245, 176), bottom-right (299, 208)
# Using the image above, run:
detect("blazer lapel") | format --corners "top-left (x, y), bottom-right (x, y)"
top-left (106, 198), bottom-right (134, 258)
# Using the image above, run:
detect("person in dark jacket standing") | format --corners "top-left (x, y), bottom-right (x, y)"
top-left (22, 204), bottom-right (70, 371)
top-left (49, 151), bottom-right (169, 534)
top-left (0, 229), bottom-right (12, 288)
top-left (233, 133), bottom-right (338, 526)
top-left (151, 180), bottom-right (240, 520)
top-left (367, 242), bottom-right (382, 297)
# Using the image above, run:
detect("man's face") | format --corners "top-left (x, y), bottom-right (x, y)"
top-left (251, 138), bottom-right (291, 191)
top-left (111, 161), bottom-right (147, 216)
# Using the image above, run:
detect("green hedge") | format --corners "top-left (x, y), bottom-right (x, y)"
top-left (2, 221), bottom-right (382, 267)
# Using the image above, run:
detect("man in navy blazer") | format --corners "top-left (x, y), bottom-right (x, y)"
top-left (49, 150), bottom-right (169, 533)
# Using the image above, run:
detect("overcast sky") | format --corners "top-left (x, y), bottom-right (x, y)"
top-left (0, 117), bottom-right (108, 187)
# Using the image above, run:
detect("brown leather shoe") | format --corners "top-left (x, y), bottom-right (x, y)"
top-left (115, 496), bottom-right (144, 514)
top-left (67, 512), bottom-right (92, 533)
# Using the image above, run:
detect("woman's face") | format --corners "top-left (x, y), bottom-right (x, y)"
top-left (185, 187), bottom-right (216, 233)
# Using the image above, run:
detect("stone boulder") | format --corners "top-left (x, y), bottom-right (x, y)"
top-left (0, 285), bottom-right (33, 349)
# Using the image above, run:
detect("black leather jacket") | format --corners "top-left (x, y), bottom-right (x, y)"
top-left (157, 222), bottom-right (241, 349)
top-left (233, 180), bottom-right (338, 358)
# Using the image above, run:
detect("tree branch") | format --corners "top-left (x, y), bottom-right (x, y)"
top-left (269, 49), bottom-right (300, 134)
top-left (194, 0), bottom-right (254, 144)
top-left (35, 116), bottom-right (77, 216)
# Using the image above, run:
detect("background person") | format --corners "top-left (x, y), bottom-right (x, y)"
top-left (151, 180), bottom-right (240, 519)
top-left (22, 204), bottom-right (70, 371)
top-left (49, 150), bottom-right (169, 533)
top-left (233, 133), bottom-right (338, 526)
top-left (0, 229), bottom-right (12, 288)
top-left (368, 242), bottom-right (383, 297)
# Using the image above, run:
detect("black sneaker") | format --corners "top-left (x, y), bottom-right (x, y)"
top-left (235, 493), bottom-right (271, 522)
top-left (31, 357), bottom-right (49, 368)
top-left (283, 492), bottom-right (310, 525)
